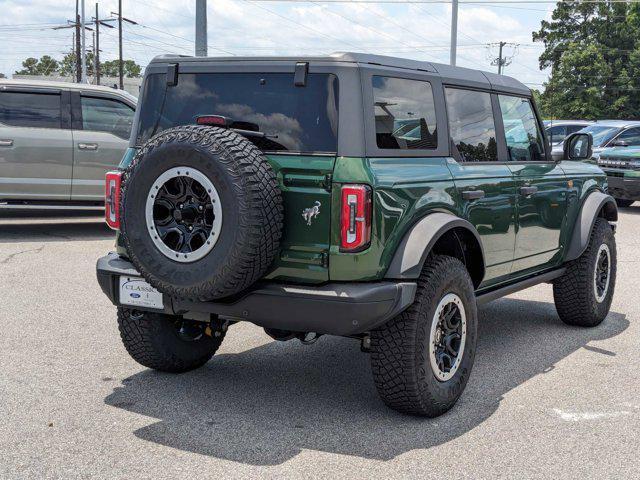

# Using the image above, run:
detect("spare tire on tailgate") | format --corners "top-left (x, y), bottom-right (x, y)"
top-left (120, 125), bottom-right (283, 300)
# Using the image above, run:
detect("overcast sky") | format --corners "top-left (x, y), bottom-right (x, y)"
top-left (0, 0), bottom-right (553, 88)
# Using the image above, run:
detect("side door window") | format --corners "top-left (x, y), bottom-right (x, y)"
top-left (0, 91), bottom-right (61, 129)
top-left (80, 96), bottom-right (134, 139)
top-left (444, 88), bottom-right (497, 162)
top-left (497, 95), bottom-right (545, 162)
top-left (372, 76), bottom-right (438, 150)
top-left (614, 127), bottom-right (640, 147)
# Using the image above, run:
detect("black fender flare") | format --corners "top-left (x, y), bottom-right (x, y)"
top-left (564, 190), bottom-right (617, 262)
top-left (384, 212), bottom-right (485, 287)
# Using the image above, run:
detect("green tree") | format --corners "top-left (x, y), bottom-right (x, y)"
top-left (101, 59), bottom-right (142, 78)
top-left (533, 1), bottom-right (640, 119)
top-left (15, 55), bottom-right (60, 76)
top-left (58, 50), bottom-right (96, 77)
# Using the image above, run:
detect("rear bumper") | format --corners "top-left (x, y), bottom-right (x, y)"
top-left (96, 253), bottom-right (416, 336)
top-left (606, 173), bottom-right (640, 200)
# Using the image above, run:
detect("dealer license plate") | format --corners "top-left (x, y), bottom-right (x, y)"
top-left (119, 276), bottom-right (164, 310)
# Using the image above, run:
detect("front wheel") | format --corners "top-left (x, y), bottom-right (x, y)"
top-left (553, 218), bottom-right (616, 327)
top-left (117, 308), bottom-right (225, 373)
top-left (370, 255), bottom-right (478, 417)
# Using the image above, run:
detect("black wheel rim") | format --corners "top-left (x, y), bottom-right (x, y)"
top-left (146, 167), bottom-right (223, 263)
top-left (153, 176), bottom-right (214, 253)
top-left (594, 244), bottom-right (611, 303)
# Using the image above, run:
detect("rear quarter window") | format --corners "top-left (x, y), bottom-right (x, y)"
top-left (372, 76), bottom-right (438, 150)
top-left (136, 72), bottom-right (339, 153)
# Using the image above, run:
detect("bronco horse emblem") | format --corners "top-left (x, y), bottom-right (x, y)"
top-left (302, 201), bottom-right (321, 226)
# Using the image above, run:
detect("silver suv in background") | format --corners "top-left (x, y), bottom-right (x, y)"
top-left (543, 120), bottom-right (593, 146)
top-left (550, 119), bottom-right (640, 159)
top-left (0, 79), bottom-right (136, 208)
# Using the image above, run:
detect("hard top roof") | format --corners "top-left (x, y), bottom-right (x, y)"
top-left (149, 51), bottom-right (531, 95)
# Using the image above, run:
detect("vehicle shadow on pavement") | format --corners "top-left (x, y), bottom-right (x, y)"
top-left (0, 210), bottom-right (112, 243)
top-left (105, 299), bottom-right (628, 465)
top-left (617, 204), bottom-right (640, 215)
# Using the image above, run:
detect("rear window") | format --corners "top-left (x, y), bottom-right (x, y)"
top-left (0, 91), bottom-right (61, 129)
top-left (136, 72), bottom-right (339, 153)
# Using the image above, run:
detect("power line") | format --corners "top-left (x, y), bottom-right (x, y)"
top-left (241, 0), bottom-right (364, 51)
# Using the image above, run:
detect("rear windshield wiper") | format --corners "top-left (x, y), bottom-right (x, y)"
top-left (230, 128), bottom-right (278, 140)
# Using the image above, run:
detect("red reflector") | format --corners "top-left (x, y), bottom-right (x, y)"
top-left (196, 115), bottom-right (227, 126)
top-left (105, 171), bottom-right (122, 230)
top-left (340, 184), bottom-right (372, 252)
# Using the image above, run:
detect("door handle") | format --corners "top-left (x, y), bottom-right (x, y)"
top-left (519, 186), bottom-right (538, 196)
top-left (78, 143), bottom-right (98, 150)
top-left (462, 190), bottom-right (485, 200)
top-left (0, 139), bottom-right (13, 147)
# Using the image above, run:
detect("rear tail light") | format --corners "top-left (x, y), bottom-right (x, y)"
top-left (340, 184), bottom-right (372, 252)
top-left (105, 171), bottom-right (122, 230)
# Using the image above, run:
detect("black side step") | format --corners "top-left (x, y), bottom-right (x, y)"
top-left (476, 268), bottom-right (566, 305)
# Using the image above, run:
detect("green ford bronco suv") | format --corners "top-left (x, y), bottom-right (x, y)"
top-left (96, 53), bottom-right (618, 417)
top-left (596, 147), bottom-right (640, 208)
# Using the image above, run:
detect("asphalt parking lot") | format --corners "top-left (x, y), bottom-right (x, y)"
top-left (1, 207), bottom-right (639, 479)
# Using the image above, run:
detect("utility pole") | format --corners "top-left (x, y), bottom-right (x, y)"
top-left (80, 0), bottom-right (87, 82)
top-left (195, 0), bottom-right (208, 57)
top-left (450, 0), bottom-right (458, 66)
top-left (489, 42), bottom-right (518, 75)
top-left (111, 2), bottom-right (137, 90)
top-left (93, 3), bottom-right (115, 86)
top-left (75, 2), bottom-right (81, 82)
top-left (95, 3), bottom-right (100, 84)
top-left (118, 0), bottom-right (123, 89)
top-left (497, 41), bottom-right (505, 74)
top-left (52, 10), bottom-right (93, 82)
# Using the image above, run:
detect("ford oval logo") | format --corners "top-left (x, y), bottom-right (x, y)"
top-left (130, 293), bottom-right (141, 298)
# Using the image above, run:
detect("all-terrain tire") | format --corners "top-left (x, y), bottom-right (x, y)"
top-left (553, 218), bottom-right (617, 327)
top-left (553, 218), bottom-right (616, 327)
top-left (120, 125), bottom-right (283, 301)
top-left (370, 255), bottom-right (478, 417)
top-left (615, 198), bottom-right (634, 208)
top-left (117, 308), bottom-right (225, 373)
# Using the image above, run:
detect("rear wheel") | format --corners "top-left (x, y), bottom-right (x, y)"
top-left (117, 308), bottom-right (225, 373)
top-left (370, 255), bottom-right (477, 417)
top-left (553, 218), bottom-right (616, 327)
